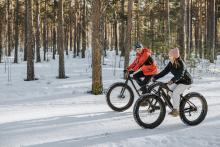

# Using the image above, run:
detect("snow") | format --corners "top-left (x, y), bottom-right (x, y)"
top-left (0, 52), bottom-right (220, 147)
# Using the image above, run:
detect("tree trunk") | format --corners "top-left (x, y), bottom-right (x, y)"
top-left (149, 10), bottom-right (155, 50)
top-left (43, 0), bottom-right (47, 61)
top-left (81, 0), bottom-right (86, 58)
top-left (135, 0), bottom-right (140, 43)
top-left (65, 26), bottom-right (69, 56)
top-left (194, 0), bottom-right (198, 57)
top-left (0, 22), bottom-right (2, 63)
top-left (91, 0), bottom-right (103, 95)
top-left (114, 14), bottom-right (118, 55)
top-left (120, 0), bottom-right (125, 56)
top-left (35, 0), bottom-right (41, 62)
top-left (186, 0), bottom-right (192, 60)
top-left (14, 0), bottom-right (19, 63)
top-left (26, 0), bottom-right (35, 81)
top-left (73, 17), bottom-right (77, 58)
top-left (165, 0), bottom-right (170, 48)
top-left (179, 0), bottom-right (187, 61)
top-left (57, 0), bottom-right (65, 78)
top-left (69, 6), bottom-right (73, 52)
top-left (124, 0), bottom-right (133, 78)
top-left (77, 18), bottom-right (81, 56)
top-left (52, 0), bottom-right (57, 60)
top-left (52, 26), bottom-right (56, 60)
top-left (24, 0), bottom-right (27, 61)
top-left (199, 0), bottom-right (203, 58)
top-left (207, 0), bottom-right (216, 63)
top-left (7, 0), bottom-right (12, 57)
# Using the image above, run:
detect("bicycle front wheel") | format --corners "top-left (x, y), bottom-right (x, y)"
top-left (106, 82), bottom-right (134, 112)
top-left (133, 93), bottom-right (166, 129)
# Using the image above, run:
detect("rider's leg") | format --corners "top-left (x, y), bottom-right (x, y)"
top-left (142, 75), bottom-right (152, 85)
top-left (133, 71), bottom-right (145, 86)
top-left (171, 84), bottom-right (191, 110)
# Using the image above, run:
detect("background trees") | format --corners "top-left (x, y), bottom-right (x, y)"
top-left (0, 0), bottom-right (219, 90)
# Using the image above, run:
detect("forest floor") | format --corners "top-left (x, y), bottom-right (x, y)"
top-left (0, 52), bottom-right (220, 147)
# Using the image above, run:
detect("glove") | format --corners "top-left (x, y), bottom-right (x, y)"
top-left (129, 70), bottom-right (135, 74)
top-left (123, 69), bottom-right (128, 73)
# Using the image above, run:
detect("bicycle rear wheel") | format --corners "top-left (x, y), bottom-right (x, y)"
top-left (180, 92), bottom-right (208, 126)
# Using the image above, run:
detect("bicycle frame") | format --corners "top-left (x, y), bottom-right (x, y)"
top-left (123, 73), bottom-right (141, 97)
top-left (158, 85), bottom-right (174, 110)
top-left (155, 82), bottom-right (195, 112)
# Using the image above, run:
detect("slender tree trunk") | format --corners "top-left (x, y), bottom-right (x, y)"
top-left (57, 0), bottom-right (65, 78)
top-left (114, 14), bottom-right (118, 55)
top-left (52, 26), bottom-right (56, 59)
top-left (186, 0), bottom-right (192, 60)
top-left (24, 0), bottom-right (27, 61)
top-left (91, 0), bottom-right (103, 95)
top-left (69, 6), bottom-right (73, 52)
top-left (150, 10), bottom-right (155, 50)
top-left (194, 0), bottom-right (198, 57)
top-left (53, 0), bottom-right (57, 60)
top-left (7, 0), bottom-right (12, 57)
top-left (104, 17), bottom-right (108, 56)
top-left (124, 0), bottom-right (133, 78)
top-left (179, 0), bottom-right (187, 61)
top-left (207, 0), bottom-right (216, 63)
top-left (0, 22), bottom-right (2, 63)
top-left (74, 17), bottom-right (77, 57)
top-left (81, 0), bottom-right (86, 58)
top-left (204, 0), bottom-right (208, 59)
top-left (215, 1), bottom-right (219, 60)
top-left (120, 0), bottom-right (125, 56)
top-left (65, 26), bottom-right (69, 55)
top-left (35, 0), bottom-right (41, 62)
top-left (14, 0), bottom-right (19, 63)
top-left (43, 0), bottom-right (47, 61)
top-left (26, 0), bottom-right (35, 81)
top-left (135, 0), bottom-right (140, 43)
top-left (77, 17), bottom-right (81, 56)
top-left (165, 0), bottom-right (170, 48)
top-left (199, 1), bottom-right (203, 58)
top-left (73, 0), bottom-right (78, 58)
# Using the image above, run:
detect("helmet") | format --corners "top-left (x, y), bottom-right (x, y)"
top-left (134, 42), bottom-right (143, 49)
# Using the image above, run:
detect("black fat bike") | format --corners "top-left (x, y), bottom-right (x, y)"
top-left (133, 81), bottom-right (208, 129)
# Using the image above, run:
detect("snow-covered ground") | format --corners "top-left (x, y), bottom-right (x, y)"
top-left (0, 52), bottom-right (220, 147)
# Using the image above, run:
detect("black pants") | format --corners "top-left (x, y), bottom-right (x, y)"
top-left (133, 71), bottom-right (152, 87)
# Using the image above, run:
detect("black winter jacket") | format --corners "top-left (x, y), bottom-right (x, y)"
top-left (154, 58), bottom-right (193, 85)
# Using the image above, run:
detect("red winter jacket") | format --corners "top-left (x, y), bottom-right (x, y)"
top-left (127, 48), bottom-right (158, 76)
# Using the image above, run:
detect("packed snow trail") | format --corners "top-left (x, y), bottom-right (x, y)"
top-left (0, 54), bottom-right (220, 147)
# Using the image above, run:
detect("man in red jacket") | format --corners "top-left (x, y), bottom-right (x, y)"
top-left (127, 43), bottom-right (158, 93)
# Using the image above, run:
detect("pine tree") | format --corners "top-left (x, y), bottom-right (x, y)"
top-left (91, 0), bottom-right (103, 95)
top-left (26, 0), bottom-right (35, 81)
top-left (57, 0), bottom-right (66, 79)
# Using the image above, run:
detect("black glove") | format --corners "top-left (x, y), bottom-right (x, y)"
top-left (129, 70), bottom-right (135, 74)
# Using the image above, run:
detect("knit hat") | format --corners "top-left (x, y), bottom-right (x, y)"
top-left (169, 48), bottom-right (180, 59)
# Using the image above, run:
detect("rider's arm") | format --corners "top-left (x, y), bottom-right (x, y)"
top-left (127, 58), bottom-right (138, 71)
top-left (154, 62), bottom-right (172, 80)
top-left (133, 52), bottom-right (150, 71)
